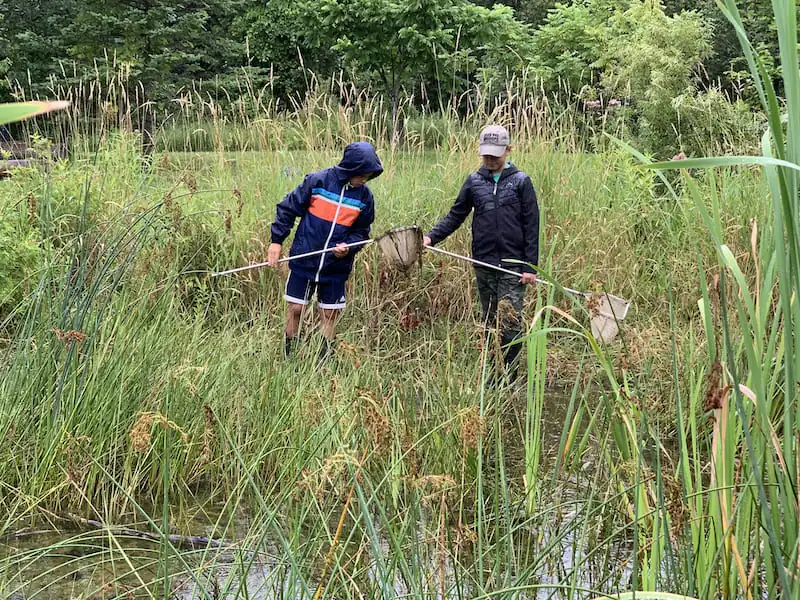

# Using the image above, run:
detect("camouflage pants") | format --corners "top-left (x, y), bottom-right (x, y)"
top-left (474, 267), bottom-right (525, 348)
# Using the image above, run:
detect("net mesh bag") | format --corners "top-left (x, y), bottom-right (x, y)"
top-left (374, 226), bottom-right (424, 270)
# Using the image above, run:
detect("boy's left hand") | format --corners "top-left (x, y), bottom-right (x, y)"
top-left (520, 272), bottom-right (537, 285)
top-left (331, 243), bottom-right (350, 258)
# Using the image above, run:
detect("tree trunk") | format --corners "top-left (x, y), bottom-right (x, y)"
top-left (391, 89), bottom-right (398, 146)
top-left (141, 107), bottom-right (156, 162)
top-left (390, 87), bottom-right (405, 148)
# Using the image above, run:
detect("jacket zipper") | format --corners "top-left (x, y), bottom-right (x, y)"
top-left (492, 177), bottom-right (499, 267)
top-left (315, 184), bottom-right (347, 282)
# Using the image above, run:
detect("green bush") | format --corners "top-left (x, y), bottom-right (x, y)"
top-left (530, 0), bottom-right (617, 94)
top-left (672, 88), bottom-right (764, 155)
top-left (533, 0), bottom-right (718, 157)
top-left (0, 205), bottom-right (41, 318)
top-left (600, 0), bottom-right (712, 156)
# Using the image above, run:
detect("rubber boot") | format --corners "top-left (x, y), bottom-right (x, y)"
top-left (487, 334), bottom-right (522, 389)
top-left (284, 336), bottom-right (295, 359)
top-left (317, 338), bottom-right (334, 364)
top-left (502, 334), bottom-right (522, 382)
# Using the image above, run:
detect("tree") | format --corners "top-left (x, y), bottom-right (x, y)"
top-left (69, 1), bottom-right (233, 96)
top-left (473, 0), bottom-right (560, 28)
top-left (530, 0), bottom-right (621, 94)
top-left (661, 0), bottom-right (792, 96)
top-left (67, 0), bottom-right (245, 151)
top-left (233, 0), bottom-right (337, 101)
top-left (0, 14), bottom-right (10, 99)
top-left (601, 0), bottom-right (712, 155)
top-left (0, 0), bottom-right (79, 100)
top-left (312, 0), bottom-right (533, 135)
top-left (530, 0), bottom-right (712, 155)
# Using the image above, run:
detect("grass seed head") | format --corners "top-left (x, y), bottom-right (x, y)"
top-left (234, 188), bottom-right (243, 216)
top-left (200, 403), bottom-right (217, 465)
top-left (586, 294), bottom-right (601, 318)
top-left (402, 433), bottom-right (421, 477)
top-left (358, 389), bottom-right (391, 455)
top-left (705, 361), bottom-right (725, 412)
top-left (400, 309), bottom-right (422, 332)
top-left (183, 173), bottom-right (198, 194)
top-left (460, 406), bottom-right (484, 450)
top-left (662, 472), bottom-right (687, 534)
top-left (50, 328), bottom-right (89, 345)
top-left (27, 192), bottom-right (37, 224)
top-left (337, 340), bottom-right (361, 368)
top-left (129, 412), bottom-right (156, 453)
top-left (497, 298), bottom-right (519, 328)
top-left (129, 412), bottom-right (189, 453)
top-left (414, 474), bottom-right (457, 508)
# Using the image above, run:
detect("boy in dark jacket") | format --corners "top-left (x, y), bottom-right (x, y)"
top-left (424, 125), bottom-right (539, 382)
top-left (268, 142), bottom-right (383, 358)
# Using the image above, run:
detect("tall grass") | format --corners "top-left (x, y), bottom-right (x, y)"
top-left (0, 7), bottom-right (791, 596)
top-left (0, 135), bottom-right (772, 598)
top-left (579, 0), bottom-right (800, 597)
top-left (5, 65), bottom-right (595, 157)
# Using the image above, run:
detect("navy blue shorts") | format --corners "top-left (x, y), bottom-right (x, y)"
top-left (284, 271), bottom-right (347, 309)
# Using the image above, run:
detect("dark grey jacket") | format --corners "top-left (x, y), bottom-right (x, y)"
top-left (427, 164), bottom-right (539, 273)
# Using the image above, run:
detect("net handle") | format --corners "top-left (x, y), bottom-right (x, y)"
top-left (212, 227), bottom-right (630, 324)
top-left (424, 245), bottom-right (522, 278)
top-left (213, 226), bottom-right (422, 276)
top-left (274, 239), bottom-right (373, 264)
top-left (425, 245), bottom-right (587, 297)
top-left (211, 238), bottom-right (374, 277)
top-left (426, 245), bottom-right (630, 325)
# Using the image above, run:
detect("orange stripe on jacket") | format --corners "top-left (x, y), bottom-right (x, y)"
top-left (308, 194), bottom-right (361, 226)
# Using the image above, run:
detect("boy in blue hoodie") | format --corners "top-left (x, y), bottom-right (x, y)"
top-left (268, 142), bottom-right (383, 359)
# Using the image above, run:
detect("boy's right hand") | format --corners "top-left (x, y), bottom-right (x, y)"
top-left (423, 236), bottom-right (432, 247)
top-left (267, 243), bottom-right (282, 266)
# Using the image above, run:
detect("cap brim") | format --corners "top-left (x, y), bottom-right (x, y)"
top-left (478, 144), bottom-right (507, 157)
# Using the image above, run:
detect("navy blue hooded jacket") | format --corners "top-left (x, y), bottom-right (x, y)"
top-left (270, 142), bottom-right (383, 282)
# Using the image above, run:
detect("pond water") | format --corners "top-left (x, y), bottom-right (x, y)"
top-left (0, 388), bottom-right (633, 599)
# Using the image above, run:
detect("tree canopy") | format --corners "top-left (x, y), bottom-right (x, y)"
top-left (0, 0), bottom-right (780, 155)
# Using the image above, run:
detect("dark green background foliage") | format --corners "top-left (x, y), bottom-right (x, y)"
top-left (0, 0), bottom-right (776, 156)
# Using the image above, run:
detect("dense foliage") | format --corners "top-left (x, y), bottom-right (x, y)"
top-left (0, 0), bottom-right (778, 155)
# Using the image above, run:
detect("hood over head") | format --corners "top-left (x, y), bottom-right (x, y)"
top-left (334, 141), bottom-right (384, 181)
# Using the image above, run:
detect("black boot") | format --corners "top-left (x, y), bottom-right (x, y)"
top-left (502, 336), bottom-right (522, 382)
top-left (486, 334), bottom-right (522, 388)
top-left (317, 338), bottom-right (334, 364)
top-left (284, 336), bottom-right (295, 359)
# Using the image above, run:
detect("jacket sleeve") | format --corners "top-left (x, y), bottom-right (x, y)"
top-left (521, 176), bottom-right (540, 273)
top-left (343, 191), bottom-right (375, 252)
top-left (427, 178), bottom-right (473, 245)
top-left (270, 174), bottom-right (314, 244)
